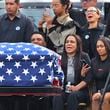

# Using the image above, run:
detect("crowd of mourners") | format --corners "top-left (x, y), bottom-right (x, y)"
top-left (0, 0), bottom-right (110, 110)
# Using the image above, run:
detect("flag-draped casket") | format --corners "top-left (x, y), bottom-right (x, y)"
top-left (0, 43), bottom-right (64, 87)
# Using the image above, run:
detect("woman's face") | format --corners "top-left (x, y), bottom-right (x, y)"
top-left (96, 40), bottom-right (107, 57)
top-left (51, 0), bottom-right (66, 16)
top-left (86, 7), bottom-right (100, 23)
top-left (65, 35), bottom-right (77, 55)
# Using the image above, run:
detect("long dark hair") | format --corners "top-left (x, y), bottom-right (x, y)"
top-left (60, 0), bottom-right (71, 11)
top-left (96, 37), bottom-right (110, 59)
top-left (61, 34), bottom-right (84, 85)
top-left (62, 34), bottom-right (83, 71)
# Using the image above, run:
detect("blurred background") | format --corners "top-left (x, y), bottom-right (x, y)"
top-left (0, 0), bottom-right (110, 31)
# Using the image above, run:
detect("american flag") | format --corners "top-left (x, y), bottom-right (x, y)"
top-left (0, 43), bottom-right (64, 87)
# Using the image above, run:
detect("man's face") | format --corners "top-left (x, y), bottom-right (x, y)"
top-left (81, 0), bottom-right (97, 10)
top-left (5, 0), bottom-right (19, 16)
top-left (31, 34), bottom-right (46, 46)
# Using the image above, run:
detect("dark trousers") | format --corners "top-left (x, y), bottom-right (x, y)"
top-left (0, 96), bottom-right (28, 110)
top-left (53, 91), bottom-right (89, 110)
top-left (28, 96), bottom-right (52, 110)
top-left (0, 96), bottom-right (52, 110)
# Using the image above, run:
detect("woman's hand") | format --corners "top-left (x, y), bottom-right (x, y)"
top-left (44, 15), bottom-right (54, 29)
top-left (68, 85), bottom-right (79, 92)
top-left (81, 64), bottom-right (91, 77)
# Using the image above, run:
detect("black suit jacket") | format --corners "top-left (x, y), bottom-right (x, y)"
top-left (61, 52), bottom-right (91, 92)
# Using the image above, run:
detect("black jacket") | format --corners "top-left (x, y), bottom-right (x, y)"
top-left (61, 52), bottom-right (91, 92)
top-left (80, 24), bottom-right (104, 59)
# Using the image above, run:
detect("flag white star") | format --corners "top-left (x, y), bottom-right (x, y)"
top-left (14, 62), bottom-right (21, 68)
top-left (40, 56), bottom-right (45, 61)
top-left (22, 55), bottom-right (30, 61)
top-left (22, 69), bottom-right (29, 75)
top-left (30, 75), bottom-right (37, 83)
top-left (31, 51), bottom-right (38, 55)
top-left (16, 45), bottom-right (23, 48)
top-left (0, 51), bottom-right (4, 54)
top-left (31, 62), bottom-right (37, 68)
top-left (47, 75), bottom-right (53, 82)
top-left (0, 75), bottom-right (5, 82)
top-left (39, 68), bottom-right (46, 75)
top-left (6, 68), bottom-right (13, 75)
top-left (15, 51), bottom-right (21, 55)
top-left (48, 51), bottom-right (53, 57)
top-left (7, 48), bottom-right (14, 51)
top-left (47, 61), bottom-right (53, 68)
top-left (24, 48), bottom-right (30, 51)
top-left (57, 67), bottom-right (63, 74)
top-left (14, 75), bottom-right (21, 83)
top-left (1, 45), bottom-right (6, 48)
top-left (0, 61), bottom-right (5, 68)
top-left (6, 55), bottom-right (13, 61)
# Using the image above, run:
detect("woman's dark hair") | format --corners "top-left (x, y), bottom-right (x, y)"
top-left (61, 34), bottom-right (84, 85)
top-left (96, 37), bottom-right (110, 58)
top-left (60, 0), bottom-right (71, 11)
top-left (62, 34), bottom-right (83, 70)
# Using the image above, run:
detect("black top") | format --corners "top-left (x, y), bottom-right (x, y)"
top-left (0, 12), bottom-right (34, 42)
top-left (91, 56), bottom-right (110, 92)
top-left (80, 24), bottom-right (104, 59)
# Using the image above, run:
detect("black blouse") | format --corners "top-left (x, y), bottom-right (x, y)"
top-left (91, 56), bottom-right (110, 92)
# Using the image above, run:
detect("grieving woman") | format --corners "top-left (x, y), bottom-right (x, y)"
top-left (52, 34), bottom-right (91, 110)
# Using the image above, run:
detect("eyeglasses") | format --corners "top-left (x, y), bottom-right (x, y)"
top-left (85, 10), bottom-right (99, 14)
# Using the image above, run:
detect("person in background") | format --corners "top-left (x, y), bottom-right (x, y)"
top-left (104, 10), bottom-right (110, 39)
top-left (52, 34), bottom-right (91, 110)
top-left (0, 0), bottom-right (34, 42)
top-left (38, 0), bottom-right (79, 54)
top-left (91, 37), bottom-right (110, 110)
top-left (31, 31), bottom-right (56, 110)
top-left (69, 0), bottom-right (97, 28)
top-left (80, 6), bottom-right (104, 59)
top-left (0, 0), bottom-right (34, 110)
top-left (31, 31), bottom-right (46, 47)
